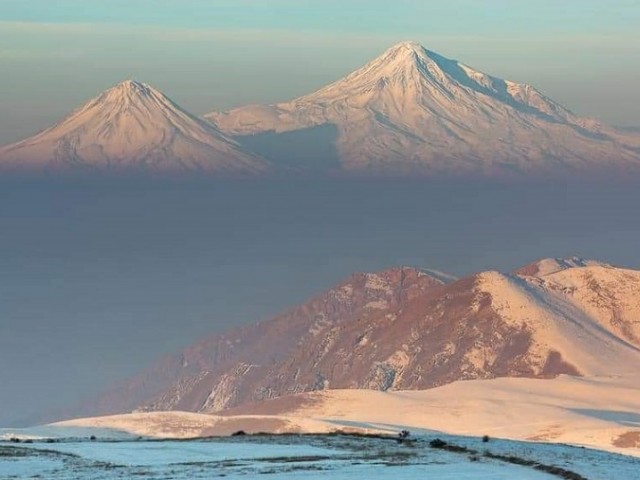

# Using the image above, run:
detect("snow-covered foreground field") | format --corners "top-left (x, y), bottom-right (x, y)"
top-left (2, 434), bottom-right (639, 480)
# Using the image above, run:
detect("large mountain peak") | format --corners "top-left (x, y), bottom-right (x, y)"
top-left (304, 41), bottom-right (450, 100)
top-left (374, 41), bottom-right (444, 65)
top-left (208, 42), bottom-right (640, 176)
top-left (388, 40), bottom-right (424, 52)
top-left (290, 41), bottom-right (505, 107)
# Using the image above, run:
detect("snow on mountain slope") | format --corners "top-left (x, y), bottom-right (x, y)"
top-left (0, 80), bottom-right (269, 173)
top-left (515, 257), bottom-right (609, 277)
top-left (207, 41), bottom-right (640, 176)
top-left (515, 259), bottom-right (640, 348)
top-left (475, 270), bottom-right (640, 376)
top-left (542, 266), bottom-right (640, 348)
top-left (49, 411), bottom-right (333, 438)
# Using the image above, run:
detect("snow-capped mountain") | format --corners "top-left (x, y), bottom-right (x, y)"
top-left (57, 258), bottom-right (640, 422)
top-left (207, 41), bottom-right (640, 176)
top-left (0, 80), bottom-right (269, 173)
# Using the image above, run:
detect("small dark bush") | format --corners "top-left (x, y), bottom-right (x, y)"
top-left (429, 438), bottom-right (474, 454)
top-left (231, 430), bottom-right (247, 437)
top-left (9, 438), bottom-right (20, 443)
top-left (430, 438), bottom-right (447, 448)
top-left (484, 451), bottom-right (588, 480)
top-left (90, 435), bottom-right (97, 441)
top-left (482, 435), bottom-right (490, 443)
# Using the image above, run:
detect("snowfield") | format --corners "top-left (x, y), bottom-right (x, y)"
top-left (2, 434), bottom-right (639, 480)
top-left (12, 374), bottom-right (636, 459)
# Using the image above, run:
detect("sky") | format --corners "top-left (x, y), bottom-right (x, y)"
top-left (1, 0), bottom-right (639, 145)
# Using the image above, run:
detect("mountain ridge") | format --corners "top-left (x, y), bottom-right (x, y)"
top-left (48, 257), bottom-right (640, 423)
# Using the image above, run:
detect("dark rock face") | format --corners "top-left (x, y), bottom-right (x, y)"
top-left (139, 267), bottom-right (447, 413)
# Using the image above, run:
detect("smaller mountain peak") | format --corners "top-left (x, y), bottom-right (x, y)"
top-left (111, 79), bottom-right (154, 95)
top-left (117, 79), bottom-right (146, 88)
top-left (96, 80), bottom-right (164, 107)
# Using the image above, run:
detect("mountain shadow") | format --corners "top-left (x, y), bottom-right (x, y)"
top-left (233, 124), bottom-right (341, 173)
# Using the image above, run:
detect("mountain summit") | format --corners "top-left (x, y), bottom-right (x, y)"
top-left (207, 42), bottom-right (640, 176)
top-left (0, 80), bottom-right (269, 173)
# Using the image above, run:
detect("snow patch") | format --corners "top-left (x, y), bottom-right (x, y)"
top-left (364, 274), bottom-right (393, 294)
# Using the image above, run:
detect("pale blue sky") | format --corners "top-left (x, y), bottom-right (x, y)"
top-left (1, 0), bottom-right (639, 143)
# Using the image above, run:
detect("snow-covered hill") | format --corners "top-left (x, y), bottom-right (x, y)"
top-left (516, 258), bottom-right (640, 348)
top-left (56, 259), bottom-right (640, 426)
top-left (207, 41), bottom-right (640, 176)
top-left (0, 80), bottom-right (269, 174)
top-left (39, 374), bottom-right (640, 458)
